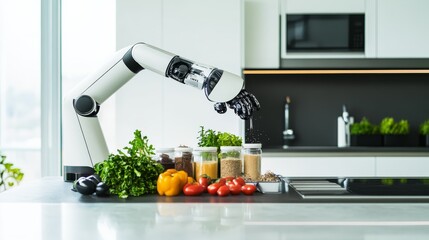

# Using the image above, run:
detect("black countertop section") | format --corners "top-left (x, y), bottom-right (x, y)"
top-left (1, 177), bottom-right (429, 204)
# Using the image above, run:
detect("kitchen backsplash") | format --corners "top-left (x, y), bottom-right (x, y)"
top-left (244, 71), bottom-right (429, 148)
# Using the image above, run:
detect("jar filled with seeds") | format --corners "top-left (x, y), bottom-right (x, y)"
top-left (155, 148), bottom-right (175, 171)
top-left (242, 143), bottom-right (262, 181)
top-left (174, 147), bottom-right (194, 178)
top-left (193, 147), bottom-right (218, 181)
top-left (220, 146), bottom-right (242, 178)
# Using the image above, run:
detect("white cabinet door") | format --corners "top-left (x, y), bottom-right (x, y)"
top-left (377, 0), bottom-right (429, 58)
top-left (244, 0), bottom-right (279, 68)
top-left (376, 157), bottom-right (429, 177)
top-left (262, 157), bottom-right (376, 177)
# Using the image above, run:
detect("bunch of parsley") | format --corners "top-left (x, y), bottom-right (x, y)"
top-left (94, 130), bottom-right (163, 199)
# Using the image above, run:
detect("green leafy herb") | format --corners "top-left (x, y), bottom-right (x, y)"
top-left (217, 132), bottom-right (242, 147)
top-left (94, 130), bottom-right (164, 199)
top-left (380, 117), bottom-right (410, 135)
top-left (198, 126), bottom-right (219, 147)
top-left (350, 117), bottom-right (380, 135)
top-left (198, 126), bottom-right (242, 149)
top-left (420, 120), bottom-right (429, 135)
top-left (0, 154), bottom-right (24, 192)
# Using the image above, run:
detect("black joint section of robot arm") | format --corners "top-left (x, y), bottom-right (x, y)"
top-left (166, 56), bottom-right (193, 83)
top-left (123, 47), bottom-right (144, 74)
top-left (73, 95), bottom-right (100, 117)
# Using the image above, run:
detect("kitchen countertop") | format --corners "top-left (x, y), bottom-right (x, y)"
top-left (1, 177), bottom-right (429, 239)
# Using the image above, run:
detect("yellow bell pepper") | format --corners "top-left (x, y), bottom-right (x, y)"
top-left (157, 169), bottom-right (188, 196)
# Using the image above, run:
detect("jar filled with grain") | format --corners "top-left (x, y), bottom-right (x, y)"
top-left (220, 146), bottom-right (242, 178)
top-left (243, 143), bottom-right (262, 181)
top-left (193, 147), bottom-right (218, 181)
top-left (174, 147), bottom-right (194, 178)
top-left (155, 147), bottom-right (175, 171)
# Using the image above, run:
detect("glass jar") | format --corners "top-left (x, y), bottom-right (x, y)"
top-left (155, 148), bottom-right (175, 171)
top-left (193, 147), bottom-right (218, 181)
top-left (174, 147), bottom-right (194, 178)
top-left (220, 146), bottom-right (242, 178)
top-left (243, 143), bottom-right (262, 181)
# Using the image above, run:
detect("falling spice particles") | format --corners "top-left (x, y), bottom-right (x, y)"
top-left (221, 157), bottom-right (242, 178)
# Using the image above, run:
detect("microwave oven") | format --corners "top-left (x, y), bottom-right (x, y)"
top-left (282, 13), bottom-right (365, 57)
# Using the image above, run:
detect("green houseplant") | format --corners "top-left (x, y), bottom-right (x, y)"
top-left (380, 117), bottom-right (410, 146)
top-left (419, 120), bottom-right (429, 147)
top-left (350, 117), bottom-right (382, 146)
top-left (197, 126), bottom-right (242, 178)
top-left (0, 153), bottom-right (24, 192)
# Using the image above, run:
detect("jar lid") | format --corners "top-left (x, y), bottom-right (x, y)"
top-left (243, 143), bottom-right (262, 149)
top-left (220, 146), bottom-right (242, 151)
top-left (156, 147), bottom-right (174, 152)
top-left (194, 147), bottom-right (218, 152)
top-left (174, 147), bottom-right (193, 152)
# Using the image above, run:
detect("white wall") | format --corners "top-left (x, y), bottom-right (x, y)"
top-left (115, 0), bottom-right (244, 151)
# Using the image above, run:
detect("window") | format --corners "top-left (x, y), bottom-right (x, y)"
top-left (0, 1), bottom-right (41, 181)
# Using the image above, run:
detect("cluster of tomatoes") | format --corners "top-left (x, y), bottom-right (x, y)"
top-left (183, 175), bottom-right (257, 197)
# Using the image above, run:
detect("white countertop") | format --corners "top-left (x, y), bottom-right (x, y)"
top-left (1, 202), bottom-right (429, 240)
top-left (1, 178), bottom-right (429, 240)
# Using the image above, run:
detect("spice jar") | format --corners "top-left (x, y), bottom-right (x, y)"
top-left (174, 147), bottom-right (194, 178)
top-left (155, 148), bottom-right (175, 171)
top-left (243, 143), bottom-right (262, 181)
top-left (220, 146), bottom-right (242, 178)
top-left (194, 147), bottom-right (218, 181)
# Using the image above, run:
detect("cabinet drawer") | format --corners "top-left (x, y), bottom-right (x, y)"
top-left (262, 157), bottom-right (375, 178)
top-left (376, 157), bottom-right (429, 177)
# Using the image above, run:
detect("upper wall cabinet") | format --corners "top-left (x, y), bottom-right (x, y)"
top-left (377, 0), bottom-right (429, 58)
top-left (245, 0), bottom-right (280, 69)
top-left (245, 0), bottom-right (429, 68)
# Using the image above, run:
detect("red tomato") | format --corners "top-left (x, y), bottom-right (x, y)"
top-left (228, 184), bottom-right (241, 195)
top-left (207, 183), bottom-right (222, 195)
top-left (241, 184), bottom-right (257, 195)
top-left (183, 183), bottom-right (204, 196)
top-left (224, 176), bottom-right (235, 182)
top-left (216, 178), bottom-right (226, 186)
top-left (198, 174), bottom-right (211, 192)
top-left (217, 185), bottom-right (230, 197)
top-left (226, 180), bottom-right (235, 188)
top-left (233, 177), bottom-right (245, 186)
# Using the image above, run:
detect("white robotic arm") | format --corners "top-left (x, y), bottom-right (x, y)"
top-left (63, 42), bottom-right (260, 181)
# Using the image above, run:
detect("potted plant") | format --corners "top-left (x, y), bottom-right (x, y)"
top-left (350, 117), bottom-right (382, 146)
top-left (380, 117), bottom-right (410, 147)
top-left (419, 120), bottom-right (429, 147)
top-left (0, 153), bottom-right (24, 192)
top-left (197, 126), bottom-right (242, 178)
